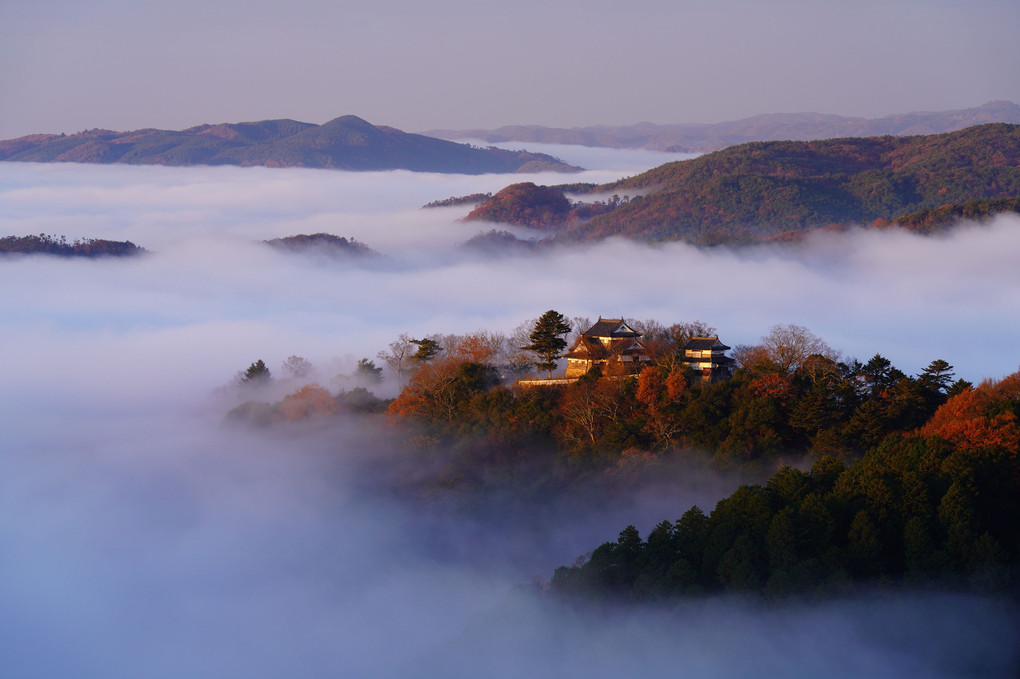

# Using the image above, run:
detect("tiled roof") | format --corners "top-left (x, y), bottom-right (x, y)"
top-left (583, 317), bottom-right (640, 339)
top-left (683, 336), bottom-right (731, 351)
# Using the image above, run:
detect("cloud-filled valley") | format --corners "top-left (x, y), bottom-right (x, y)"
top-left (1, 150), bottom-right (1018, 677)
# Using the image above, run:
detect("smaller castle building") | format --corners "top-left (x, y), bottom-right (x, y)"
top-left (682, 336), bottom-right (735, 382)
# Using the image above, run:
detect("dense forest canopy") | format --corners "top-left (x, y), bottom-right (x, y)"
top-left (568, 124), bottom-right (1020, 243)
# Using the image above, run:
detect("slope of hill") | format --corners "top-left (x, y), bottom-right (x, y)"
top-left (0, 116), bottom-right (581, 174)
top-left (556, 124), bottom-right (1020, 244)
top-left (427, 101), bottom-right (1020, 152)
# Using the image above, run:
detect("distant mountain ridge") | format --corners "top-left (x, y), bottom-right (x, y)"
top-left (0, 115), bottom-right (580, 174)
top-left (427, 101), bottom-right (1020, 152)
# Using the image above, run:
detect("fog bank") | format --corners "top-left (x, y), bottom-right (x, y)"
top-left (2, 154), bottom-right (1018, 677)
top-left (2, 412), bottom-right (1016, 679)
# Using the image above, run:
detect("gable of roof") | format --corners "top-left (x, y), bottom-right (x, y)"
top-left (565, 336), bottom-right (605, 359)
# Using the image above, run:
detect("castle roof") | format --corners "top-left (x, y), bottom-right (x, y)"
top-left (582, 317), bottom-right (640, 339)
top-left (684, 336), bottom-right (731, 351)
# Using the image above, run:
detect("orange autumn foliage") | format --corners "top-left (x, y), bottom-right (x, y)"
top-left (635, 366), bottom-right (664, 406)
top-left (636, 365), bottom-right (687, 406)
top-left (451, 332), bottom-right (501, 364)
top-left (749, 373), bottom-right (793, 405)
top-left (276, 384), bottom-right (339, 421)
top-left (666, 369), bottom-right (687, 401)
top-left (919, 371), bottom-right (1020, 453)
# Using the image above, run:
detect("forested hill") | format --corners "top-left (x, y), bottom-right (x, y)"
top-left (558, 123), bottom-right (1020, 244)
top-left (0, 116), bottom-right (580, 174)
top-left (0, 234), bottom-right (144, 257)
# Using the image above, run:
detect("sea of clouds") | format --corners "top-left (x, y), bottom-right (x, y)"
top-left (1, 148), bottom-right (1018, 677)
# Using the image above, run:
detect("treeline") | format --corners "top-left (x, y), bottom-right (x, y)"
top-left (225, 356), bottom-right (388, 425)
top-left (382, 321), bottom-right (978, 467)
top-left (0, 233), bottom-right (145, 257)
top-left (231, 317), bottom-right (1005, 470)
top-left (551, 372), bottom-right (1020, 599)
top-left (883, 196), bottom-right (1020, 234)
top-left (422, 193), bottom-right (492, 208)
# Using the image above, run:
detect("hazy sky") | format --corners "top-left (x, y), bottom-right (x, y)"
top-left (2, 0), bottom-right (1019, 138)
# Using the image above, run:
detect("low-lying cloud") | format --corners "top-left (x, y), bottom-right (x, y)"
top-left (1, 153), bottom-right (1018, 677)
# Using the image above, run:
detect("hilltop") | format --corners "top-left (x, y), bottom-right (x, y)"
top-left (263, 233), bottom-right (380, 259)
top-left (428, 100), bottom-right (1020, 152)
top-left (0, 116), bottom-right (581, 174)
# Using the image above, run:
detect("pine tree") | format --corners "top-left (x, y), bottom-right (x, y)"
top-left (242, 359), bottom-right (271, 384)
top-left (524, 310), bottom-right (572, 378)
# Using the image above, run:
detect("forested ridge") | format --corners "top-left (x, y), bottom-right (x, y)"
top-left (453, 124), bottom-right (1020, 245)
top-left (228, 315), bottom-right (1020, 599)
top-left (564, 124), bottom-right (1020, 243)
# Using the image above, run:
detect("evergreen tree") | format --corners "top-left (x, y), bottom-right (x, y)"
top-left (524, 310), bottom-right (572, 378)
top-left (411, 337), bottom-right (442, 363)
top-left (354, 358), bottom-right (383, 383)
top-left (242, 359), bottom-right (271, 384)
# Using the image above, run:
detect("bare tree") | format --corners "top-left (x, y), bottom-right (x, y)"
top-left (377, 333), bottom-right (416, 383)
top-left (281, 355), bottom-right (313, 380)
top-left (669, 320), bottom-right (717, 347)
top-left (757, 323), bottom-right (837, 373)
top-left (503, 320), bottom-right (539, 379)
top-left (566, 315), bottom-right (593, 348)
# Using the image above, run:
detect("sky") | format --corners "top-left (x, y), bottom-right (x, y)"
top-left (2, 147), bottom-right (1019, 676)
top-left (2, 0), bottom-right (1019, 138)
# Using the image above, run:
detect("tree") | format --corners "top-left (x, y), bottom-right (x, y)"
top-left (377, 333), bottom-right (415, 383)
top-left (281, 355), bottom-right (313, 380)
top-left (277, 384), bottom-right (338, 420)
top-left (242, 359), bottom-right (271, 384)
top-left (669, 320), bottom-right (718, 347)
top-left (387, 359), bottom-right (499, 423)
top-left (757, 324), bottom-right (836, 374)
top-left (524, 310), bottom-right (572, 378)
top-left (861, 354), bottom-right (897, 394)
top-left (354, 358), bottom-right (383, 383)
top-left (920, 359), bottom-right (955, 393)
top-left (411, 337), bottom-right (443, 363)
top-left (449, 331), bottom-right (504, 364)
